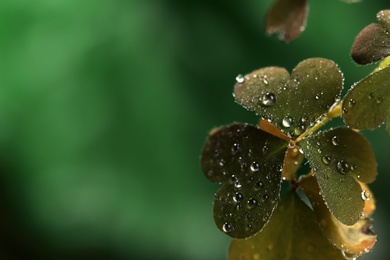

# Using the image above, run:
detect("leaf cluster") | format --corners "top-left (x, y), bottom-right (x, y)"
top-left (200, 6), bottom-right (390, 260)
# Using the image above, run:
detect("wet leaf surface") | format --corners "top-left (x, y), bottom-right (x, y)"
top-left (342, 66), bottom-right (390, 131)
top-left (351, 10), bottom-right (390, 65)
top-left (300, 175), bottom-right (377, 258)
top-left (234, 58), bottom-right (343, 139)
top-left (299, 128), bottom-right (377, 225)
top-left (201, 124), bottom-right (288, 238)
top-left (266, 0), bottom-right (308, 42)
top-left (229, 192), bottom-right (345, 260)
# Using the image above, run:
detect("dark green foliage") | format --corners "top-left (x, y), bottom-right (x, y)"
top-left (229, 192), bottom-right (345, 260)
top-left (299, 128), bottom-right (377, 225)
top-left (342, 65), bottom-right (390, 132)
top-left (234, 58), bottom-right (343, 139)
top-left (351, 10), bottom-right (390, 65)
top-left (201, 124), bottom-right (288, 238)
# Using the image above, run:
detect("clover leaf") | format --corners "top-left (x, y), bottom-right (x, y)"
top-left (200, 124), bottom-right (288, 238)
top-left (266, 0), bottom-right (308, 42)
top-left (351, 10), bottom-right (390, 65)
top-left (299, 128), bottom-right (377, 225)
top-left (229, 192), bottom-right (345, 260)
top-left (300, 175), bottom-right (377, 258)
top-left (265, 0), bottom-right (360, 42)
top-left (234, 58), bottom-right (343, 139)
top-left (342, 65), bottom-right (390, 132)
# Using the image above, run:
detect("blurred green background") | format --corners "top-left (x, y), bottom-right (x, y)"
top-left (0, 0), bottom-right (389, 259)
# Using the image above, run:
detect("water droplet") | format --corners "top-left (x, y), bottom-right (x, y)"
top-left (263, 194), bottom-right (269, 201)
top-left (219, 159), bottom-right (225, 167)
top-left (282, 117), bottom-right (293, 128)
top-left (342, 251), bottom-right (358, 260)
top-left (343, 107), bottom-right (349, 113)
top-left (331, 136), bottom-right (340, 146)
top-left (359, 212), bottom-right (366, 220)
top-left (233, 192), bottom-right (244, 203)
top-left (236, 74), bottom-right (244, 83)
top-left (337, 160), bottom-right (351, 174)
top-left (315, 94), bottom-right (321, 100)
top-left (361, 190), bottom-right (371, 201)
top-left (368, 92), bottom-right (375, 99)
top-left (377, 97), bottom-right (384, 104)
top-left (261, 75), bottom-right (269, 85)
top-left (262, 145), bottom-right (269, 154)
top-left (255, 180), bottom-right (264, 190)
top-left (317, 148), bottom-right (322, 154)
top-left (322, 155), bottom-right (331, 165)
top-left (234, 181), bottom-right (242, 189)
top-left (348, 99), bottom-right (356, 107)
top-left (261, 93), bottom-right (276, 107)
top-left (231, 143), bottom-right (241, 154)
top-left (301, 116), bottom-right (308, 123)
top-left (247, 198), bottom-right (258, 209)
top-left (222, 223), bottom-right (234, 233)
top-left (250, 162), bottom-right (260, 172)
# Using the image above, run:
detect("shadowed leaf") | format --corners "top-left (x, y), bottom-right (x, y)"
top-left (299, 128), bottom-right (377, 225)
top-left (300, 175), bottom-right (377, 258)
top-left (351, 10), bottom-right (390, 64)
top-left (342, 66), bottom-right (390, 131)
top-left (201, 124), bottom-right (288, 238)
top-left (234, 58), bottom-right (343, 139)
top-left (229, 192), bottom-right (345, 260)
top-left (266, 0), bottom-right (308, 42)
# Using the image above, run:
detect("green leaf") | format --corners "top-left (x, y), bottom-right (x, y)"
top-left (200, 124), bottom-right (288, 238)
top-left (229, 192), bottom-right (345, 260)
top-left (351, 10), bottom-right (390, 65)
top-left (342, 66), bottom-right (390, 131)
top-left (266, 0), bottom-right (309, 43)
top-left (300, 175), bottom-right (377, 258)
top-left (234, 58), bottom-right (343, 139)
top-left (299, 128), bottom-right (377, 225)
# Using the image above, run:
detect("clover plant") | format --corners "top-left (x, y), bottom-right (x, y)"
top-left (200, 4), bottom-right (390, 260)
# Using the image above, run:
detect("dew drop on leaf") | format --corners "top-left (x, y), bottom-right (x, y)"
top-left (231, 143), bottom-right (241, 154)
top-left (282, 116), bottom-right (293, 128)
top-left (331, 136), bottom-right (340, 146)
top-left (255, 180), bottom-right (264, 190)
top-left (222, 222), bottom-right (234, 233)
top-left (348, 99), bottom-right (356, 108)
top-left (322, 155), bottom-right (331, 165)
top-left (219, 159), bottom-right (225, 167)
top-left (336, 160), bottom-right (351, 174)
top-left (342, 250), bottom-right (358, 260)
top-left (233, 192), bottom-right (244, 203)
top-left (236, 74), bottom-right (245, 83)
top-left (261, 93), bottom-right (276, 107)
top-left (247, 198), bottom-right (258, 209)
top-left (250, 162), bottom-right (260, 172)
top-left (361, 190), bottom-right (371, 201)
top-left (261, 75), bottom-right (269, 85)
